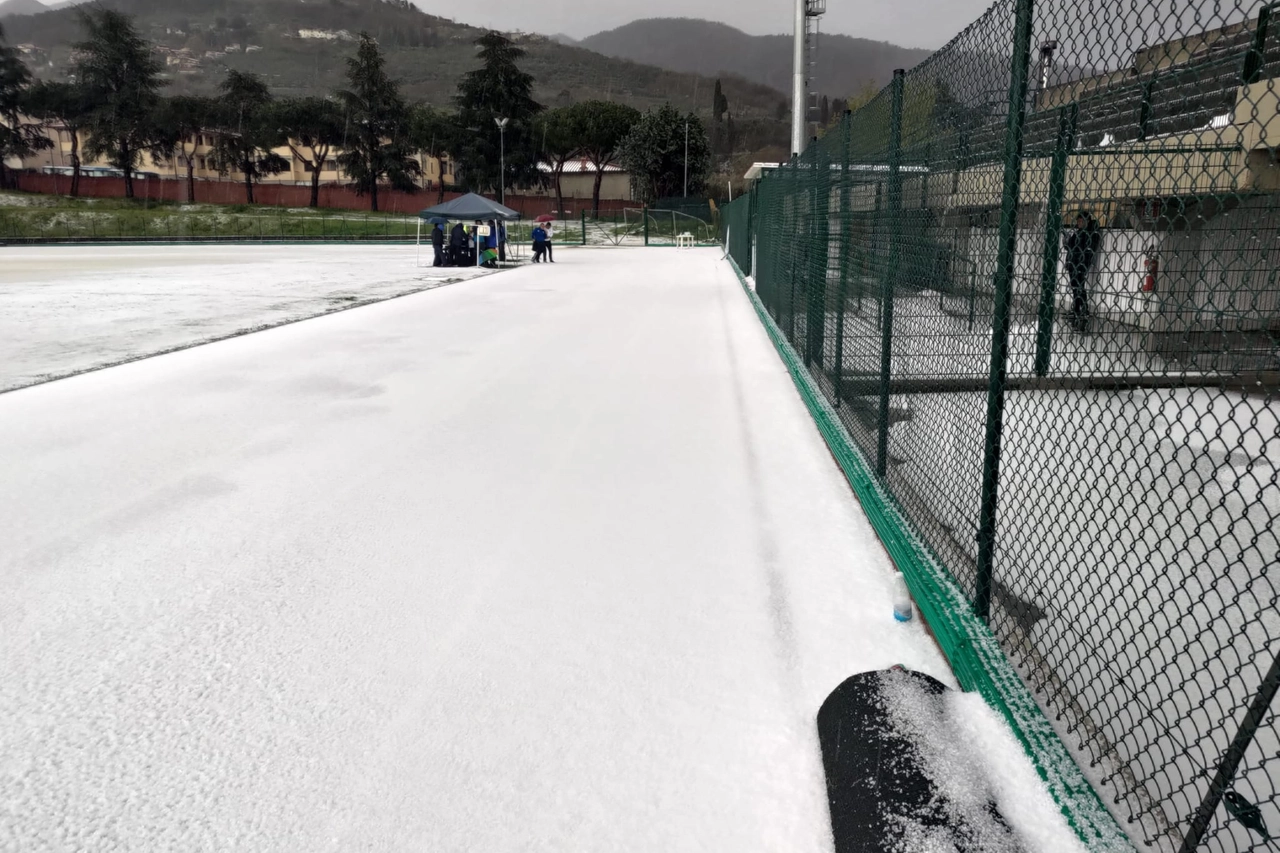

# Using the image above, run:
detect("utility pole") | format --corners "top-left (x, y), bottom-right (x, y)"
top-left (494, 117), bottom-right (509, 204)
top-left (684, 118), bottom-right (689, 198)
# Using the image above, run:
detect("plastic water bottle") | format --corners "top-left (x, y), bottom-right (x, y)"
top-left (893, 572), bottom-right (914, 622)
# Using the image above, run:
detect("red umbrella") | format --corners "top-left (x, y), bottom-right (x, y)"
top-left (535, 214), bottom-right (556, 223)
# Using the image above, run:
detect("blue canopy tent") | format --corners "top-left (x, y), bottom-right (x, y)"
top-left (419, 193), bottom-right (520, 222)
top-left (416, 193), bottom-right (521, 267)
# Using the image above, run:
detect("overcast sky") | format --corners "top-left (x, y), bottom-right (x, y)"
top-left (411, 0), bottom-right (997, 50)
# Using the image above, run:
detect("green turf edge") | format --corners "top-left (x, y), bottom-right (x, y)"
top-left (724, 254), bottom-right (1135, 853)
top-left (0, 239), bottom-right (423, 247)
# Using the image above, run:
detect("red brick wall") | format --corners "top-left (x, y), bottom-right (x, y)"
top-left (12, 172), bottom-right (635, 218)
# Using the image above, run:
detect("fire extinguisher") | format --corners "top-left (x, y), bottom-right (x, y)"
top-left (1142, 250), bottom-right (1158, 292)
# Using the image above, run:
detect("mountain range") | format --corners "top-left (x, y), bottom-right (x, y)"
top-left (1, 0), bottom-right (790, 117)
top-left (0, 0), bottom-right (80, 18)
top-left (579, 18), bottom-right (931, 98)
top-left (1, 0), bottom-right (927, 159)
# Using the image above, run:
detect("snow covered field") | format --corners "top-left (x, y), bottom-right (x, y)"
top-left (0, 247), bottom-right (1081, 850)
top-left (0, 244), bottom-right (493, 392)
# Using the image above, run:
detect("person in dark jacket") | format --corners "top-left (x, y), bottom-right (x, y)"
top-left (1064, 211), bottom-right (1101, 331)
top-left (532, 225), bottom-right (547, 262)
top-left (448, 222), bottom-right (467, 267)
top-left (430, 222), bottom-right (445, 267)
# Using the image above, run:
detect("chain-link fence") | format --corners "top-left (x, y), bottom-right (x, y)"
top-left (0, 203), bottom-right (723, 246)
top-left (725, 1), bottom-right (1280, 850)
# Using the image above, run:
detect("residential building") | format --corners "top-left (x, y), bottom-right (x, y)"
top-left (298, 29), bottom-right (355, 42)
top-left (532, 158), bottom-right (633, 205)
top-left (744, 163), bottom-right (780, 184)
top-left (13, 122), bottom-right (458, 196)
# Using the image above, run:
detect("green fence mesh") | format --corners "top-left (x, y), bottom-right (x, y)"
top-left (726, 1), bottom-right (1280, 850)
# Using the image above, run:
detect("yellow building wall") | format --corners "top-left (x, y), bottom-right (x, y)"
top-left (531, 172), bottom-right (633, 201)
top-left (19, 123), bottom-right (457, 189)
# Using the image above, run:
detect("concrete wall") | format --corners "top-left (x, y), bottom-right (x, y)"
top-left (941, 202), bottom-right (1280, 338)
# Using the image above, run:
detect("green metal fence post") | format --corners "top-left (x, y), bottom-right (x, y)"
top-left (805, 140), bottom-right (831, 369)
top-left (833, 112), bottom-right (853, 408)
top-left (864, 183), bottom-right (881, 315)
top-left (788, 163), bottom-right (801, 339)
top-left (1179, 646), bottom-right (1280, 853)
top-left (967, 259), bottom-right (977, 330)
top-left (974, 0), bottom-right (1035, 624)
top-left (876, 69), bottom-right (906, 478)
top-left (1034, 103), bottom-right (1078, 377)
top-left (1244, 2), bottom-right (1274, 85)
top-left (643, 206), bottom-right (649, 246)
top-left (1137, 80), bottom-right (1154, 142)
top-left (581, 210), bottom-right (587, 245)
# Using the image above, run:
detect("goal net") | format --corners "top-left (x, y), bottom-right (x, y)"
top-left (621, 209), bottom-right (717, 246)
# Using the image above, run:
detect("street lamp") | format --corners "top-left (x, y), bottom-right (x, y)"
top-left (495, 117), bottom-right (509, 204)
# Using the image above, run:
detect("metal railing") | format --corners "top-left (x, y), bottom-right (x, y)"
top-left (724, 1), bottom-right (1280, 849)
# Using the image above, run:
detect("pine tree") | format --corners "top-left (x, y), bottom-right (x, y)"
top-left (23, 80), bottom-right (94, 196)
top-left (536, 107), bottom-right (581, 216)
top-left (570, 100), bottom-right (639, 216)
top-left (155, 95), bottom-right (217, 203)
top-left (453, 31), bottom-right (542, 195)
top-left (1, 25), bottom-right (52, 190)
top-left (210, 71), bottom-right (287, 205)
top-left (711, 78), bottom-right (730, 156)
top-left (336, 33), bottom-right (418, 212)
top-left (72, 8), bottom-right (164, 199)
top-left (275, 96), bottom-right (345, 207)
top-left (409, 104), bottom-right (458, 204)
top-left (618, 105), bottom-right (711, 204)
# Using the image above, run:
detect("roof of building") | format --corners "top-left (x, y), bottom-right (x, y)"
top-left (944, 16), bottom-right (1277, 167)
top-left (537, 159), bottom-right (625, 175)
top-left (744, 163), bottom-right (780, 181)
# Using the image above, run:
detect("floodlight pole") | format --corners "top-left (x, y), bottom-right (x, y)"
top-left (495, 117), bottom-right (509, 204)
top-left (792, 0), bottom-right (807, 156)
